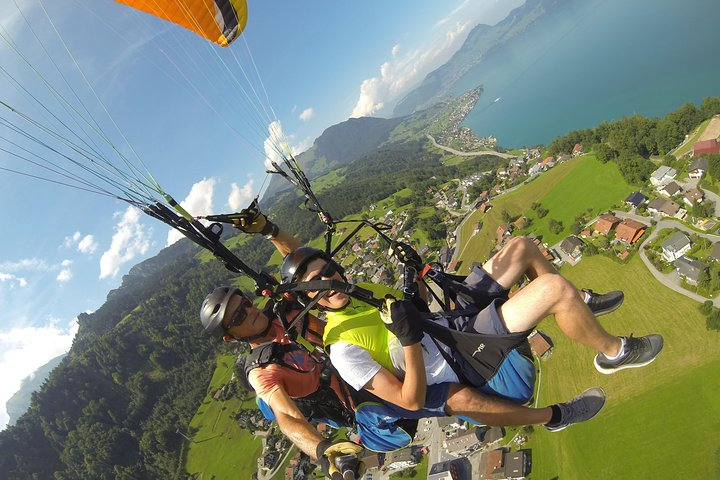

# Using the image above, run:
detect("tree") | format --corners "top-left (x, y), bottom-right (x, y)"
top-left (548, 219), bottom-right (564, 235)
top-left (706, 309), bottom-right (720, 332)
top-left (699, 300), bottom-right (714, 316)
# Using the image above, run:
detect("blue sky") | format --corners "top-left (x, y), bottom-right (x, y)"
top-left (0, 0), bottom-right (523, 429)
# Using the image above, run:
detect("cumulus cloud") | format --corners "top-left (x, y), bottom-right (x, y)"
top-left (298, 107), bottom-right (315, 122)
top-left (166, 178), bottom-right (217, 246)
top-left (264, 121), bottom-right (286, 171)
top-left (77, 235), bottom-right (98, 254)
top-left (56, 269), bottom-right (72, 282)
top-left (228, 180), bottom-right (255, 211)
top-left (351, 21), bottom-right (471, 118)
top-left (99, 206), bottom-right (152, 278)
top-left (263, 121), bottom-right (312, 171)
top-left (0, 318), bottom-right (78, 429)
top-left (0, 273), bottom-right (27, 288)
top-left (63, 231), bottom-right (98, 255)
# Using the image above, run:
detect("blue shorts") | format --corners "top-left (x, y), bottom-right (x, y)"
top-left (451, 266), bottom-right (536, 404)
top-left (352, 383), bottom-right (449, 452)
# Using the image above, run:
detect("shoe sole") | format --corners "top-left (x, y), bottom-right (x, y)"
top-left (590, 295), bottom-right (624, 317)
top-left (594, 354), bottom-right (659, 374)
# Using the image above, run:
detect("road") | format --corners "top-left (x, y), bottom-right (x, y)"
top-left (426, 134), bottom-right (518, 159)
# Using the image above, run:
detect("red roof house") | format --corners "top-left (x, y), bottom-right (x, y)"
top-left (594, 214), bottom-right (621, 235)
top-left (615, 219), bottom-right (647, 244)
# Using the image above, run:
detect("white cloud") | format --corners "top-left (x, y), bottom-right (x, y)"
top-left (228, 180), bottom-right (255, 211)
top-left (99, 206), bottom-right (152, 278)
top-left (0, 258), bottom-right (49, 273)
top-left (56, 269), bottom-right (72, 282)
top-left (60, 259), bottom-right (72, 267)
top-left (263, 121), bottom-right (312, 172)
top-left (63, 231), bottom-right (98, 255)
top-left (264, 120), bottom-right (287, 171)
top-left (63, 231), bottom-right (82, 249)
top-left (434, 0), bottom-right (472, 28)
top-left (0, 318), bottom-right (78, 430)
top-left (351, 21), bottom-right (471, 118)
top-left (77, 235), bottom-right (98, 255)
top-left (166, 178), bottom-right (216, 246)
top-left (0, 272), bottom-right (28, 289)
top-left (298, 107), bottom-right (315, 122)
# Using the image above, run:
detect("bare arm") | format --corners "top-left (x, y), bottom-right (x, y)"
top-left (363, 343), bottom-right (427, 411)
top-left (267, 387), bottom-right (324, 460)
top-left (269, 228), bottom-right (302, 257)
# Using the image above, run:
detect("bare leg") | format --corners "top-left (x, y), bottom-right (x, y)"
top-left (498, 273), bottom-right (622, 357)
top-left (445, 384), bottom-right (551, 425)
top-left (481, 236), bottom-right (557, 288)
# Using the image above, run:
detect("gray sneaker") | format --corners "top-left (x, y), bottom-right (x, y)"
top-left (583, 289), bottom-right (624, 316)
top-left (545, 387), bottom-right (606, 432)
top-left (594, 334), bottom-right (664, 374)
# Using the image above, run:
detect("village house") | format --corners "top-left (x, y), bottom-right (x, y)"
top-left (649, 165), bottom-right (677, 186)
top-left (556, 154), bottom-right (571, 163)
top-left (660, 200), bottom-right (685, 219)
top-left (658, 181), bottom-right (681, 198)
top-left (594, 213), bottom-right (621, 235)
top-left (661, 232), bottom-right (691, 261)
top-left (472, 222), bottom-right (482, 235)
top-left (527, 161), bottom-right (542, 177)
top-left (625, 191), bottom-right (648, 208)
top-left (478, 448), bottom-right (531, 480)
top-left (497, 224), bottom-right (512, 245)
top-left (689, 157), bottom-right (709, 179)
top-left (384, 448), bottom-right (420, 471)
top-left (480, 202), bottom-right (492, 213)
top-left (572, 143), bottom-right (583, 156)
top-left (674, 256), bottom-right (707, 285)
top-left (684, 188), bottom-right (704, 206)
top-left (692, 139), bottom-right (720, 157)
top-left (446, 427), bottom-right (504, 458)
top-left (615, 219), bottom-right (647, 244)
top-left (647, 197), bottom-right (667, 215)
top-left (513, 216), bottom-right (529, 230)
top-left (528, 330), bottom-right (554, 359)
top-left (560, 235), bottom-right (583, 263)
top-left (428, 458), bottom-right (472, 480)
top-left (539, 156), bottom-right (555, 170)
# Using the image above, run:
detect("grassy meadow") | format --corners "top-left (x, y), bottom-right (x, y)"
top-left (185, 355), bottom-right (263, 479)
top-left (528, 255), bottom-right (720, 478)
top-left (456, 155), bottom-right (634, 271)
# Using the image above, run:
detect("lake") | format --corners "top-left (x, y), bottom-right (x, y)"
top-left (456, 0), bottom-right (720, 148)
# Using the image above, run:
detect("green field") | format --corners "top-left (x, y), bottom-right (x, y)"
top-left (527, 255), bottom-right (720, 479)
top-left (456, 155), bottom-right (635, 270)
top-left (672, 118), bottom-right (711, 158)
top-left (185, 355), bottom-right (263, 479)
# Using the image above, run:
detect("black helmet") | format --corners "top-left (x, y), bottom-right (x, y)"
top-left (200, 286), bottom-right (241, 338)
top-left (280, 247), bottom-right (328, 284)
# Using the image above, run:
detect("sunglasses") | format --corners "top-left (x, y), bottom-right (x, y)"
top-left (222, 294), bottom-right (252, 331)
top-left (306, 261), bottom-right (340, 283)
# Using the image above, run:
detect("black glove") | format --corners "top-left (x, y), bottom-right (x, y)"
top-left (388, 241), bottom-right (423, 268)
top-left (380, 297), bottom-right (424, 346)
top-left (231, 200), bottom-right (278, 236)
top-left (316, 439), bottom-right (363, 480)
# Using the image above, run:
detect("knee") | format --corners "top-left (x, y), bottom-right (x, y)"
top-left (536, 273), bottom-right (575, 302)
top-left (504, 236), bottom-right (535, 261)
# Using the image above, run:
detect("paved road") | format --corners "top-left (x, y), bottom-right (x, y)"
top-left (426, 134), bottom-right (518, 159)
top-left (613, 211), bottom-right (720, 305)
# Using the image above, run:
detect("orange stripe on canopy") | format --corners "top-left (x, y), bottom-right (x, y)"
top-left (115, 0), bottom-right (248, 47)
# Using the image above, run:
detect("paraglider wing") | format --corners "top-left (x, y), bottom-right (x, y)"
top-left (114, 0), bottom-right (248, 47)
